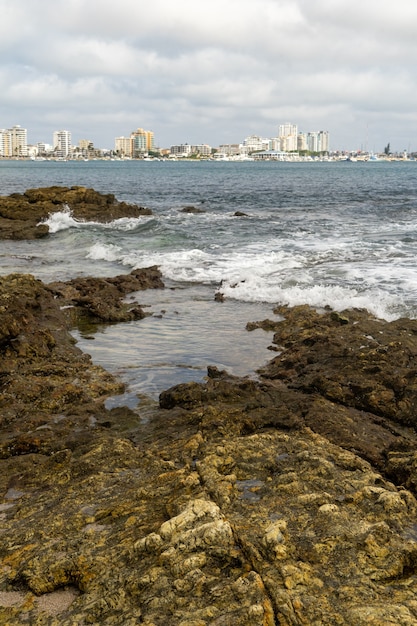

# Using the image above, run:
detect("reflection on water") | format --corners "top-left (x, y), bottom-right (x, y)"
top-left (72, 283), bottom-right (280, 401)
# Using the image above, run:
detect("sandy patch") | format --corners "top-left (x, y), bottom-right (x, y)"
top-left (0, 590), bottom-right (27, 607)
top-left (36, 587), bottom-right (79, 616)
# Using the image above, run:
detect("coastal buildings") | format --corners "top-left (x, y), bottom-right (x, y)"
top-left (241, 135), bottom-right (270, 155)
top-left (115, 128), bottom-right (155, 157)
top-left (0, 129), bottom-right (12, 157)
top-left (53, 130), bottom-right (71, 158)
top-left (278, 123), bottom-right (298, 152)
top-left (169, 143), bottom-right (212, 158)
top-left (306, 130), bottom-right (330, 153)
top-left (0, 120), bottom-right (332, 160)
top-left (114, 136), bottom-right (132, 157)
top-left (131, 128), bottom-right (154, 157)
top-left (0, 125), bottom-right (27, 157)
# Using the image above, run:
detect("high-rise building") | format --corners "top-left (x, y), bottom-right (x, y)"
top-left (9, 125), bottom-right (28, 157)
top-left (307, 130), bottom-right (329, 153)
top-left (318, 130), bottom-right (329, 153)
top-left (307, 131), bottom-right (319, 152)
top-left (278, 123), bottom-right (298, 138)
top-left (115, 136), bottom-right (133, 157)
top-left (53, 130), bottom-right (72, 158)
top-left (0, 130), bottom-right (12, 157)
top-left (276, 123), bottom-right (329, 154)
top-left (297, 133), bottom-right (308, 152)
top-left (278, 123), bottom-right (298, 152)
top-left (131, 128), bottom-right (154, 157)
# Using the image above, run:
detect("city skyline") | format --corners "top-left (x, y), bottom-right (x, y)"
top-left (0, 122), bottom-right (332, 158)
top-left (1, 1), bottom-right (417, 154)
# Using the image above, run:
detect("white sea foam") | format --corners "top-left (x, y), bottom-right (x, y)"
top-left (40, 206), bottom-right (151, 233)
top-left (220, 280), bottom-right (398, 320)
top-left (40, 206), bottom-right (82, 233)
top-left (100, 242), bottom-right (403, 320)
top-left (87, 243), bottom-right (122, 262)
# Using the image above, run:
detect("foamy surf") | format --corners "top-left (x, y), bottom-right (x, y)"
top-left (3, 158), bottom-right (417, 396)
top-left (86, 241), bottom-right (405, 320)
top-left (39, 206), bottom-right (152, 233)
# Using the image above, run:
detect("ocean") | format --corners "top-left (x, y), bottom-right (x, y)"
top-left (1, 158), bottom-right (417, 402)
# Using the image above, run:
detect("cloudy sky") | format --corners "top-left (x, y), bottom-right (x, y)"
top-left (2, 0), bottom-right (417, 152)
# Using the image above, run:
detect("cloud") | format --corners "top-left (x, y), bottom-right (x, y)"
top-left (1, 0), bottom-right (417, 151)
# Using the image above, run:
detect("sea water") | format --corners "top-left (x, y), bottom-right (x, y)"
top-left (1, 159), bottom-right (417, 400)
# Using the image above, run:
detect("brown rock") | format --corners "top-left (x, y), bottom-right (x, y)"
top-left (2, 272), bottom-right (417, 624)
top-left (48, 266), bottom-right (164, 324)
top-left (0, 186), bottom-right (152, 239)
top-left (179, 205), bottom-right (205, 213)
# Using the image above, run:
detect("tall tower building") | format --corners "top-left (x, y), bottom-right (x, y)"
top-left (278, 123), bottom-right (298, 152)
top-left (115, 136), bottom-right (133, 157)
top-left (53, 130), bottom-right (72, 158)
top-left (0, 130), bottom-right (12, 157)
top-left (9, 125), bottom-right (27, 157)
top-left (130, 128), bottom-right (154, 157)
top-left (297, 133), bottom-right (308, 151)
top-left (278, 123), bottom-right (298, 138)
top-left (307, 131), bottom-right (330, 153)
top-left (307, 132), bottom-right (319, 152)
top-left (318, 130), bottom-right (329, 153)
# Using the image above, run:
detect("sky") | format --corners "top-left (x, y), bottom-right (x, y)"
top-left (2, 0), bottom-right (417, 152)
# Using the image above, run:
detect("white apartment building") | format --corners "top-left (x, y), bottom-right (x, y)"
top-left (11, 125), bottom-right (28, 156)
top-left (170, 143), bottom-right (212, 157)
top-left (115, 136), bottom-right (132, 157)
top-left (274, 124), bottom-right (330, 154)
top-left (278, 122), bottom-right (298, 138)
top-left (278, 123), bottom-right (298, 152)
top-left (218, 144), bottom-right (240, 156)
top-left (297, 133), bottom-right (308, 152)
top-left (318, 130), bottom-right (330, 152)
top-left (53, 130), bottom-right (72, 158)
top-left (242, 135), bottom-right (270, 153)
top-left (2, 125), bottom-right (28, 157)
top-left (307, 130), bottom-right (329, 153)
top-left (0, 130), bottom-right (12, 156)
top-left (115, 129), bottom-right (154, 157)
top-left (191, 144), bottom-right (211, 156)
top-left (0, 126), bottom-right (28, 157)
top-left (170, 144), bottom-right (193, 157)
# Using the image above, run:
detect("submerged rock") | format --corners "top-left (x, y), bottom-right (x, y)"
top-left (179, 205), bottom-right (206, 213)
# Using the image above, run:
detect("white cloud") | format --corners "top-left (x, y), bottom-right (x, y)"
top-left (1, 0), bottom-right (417, 150)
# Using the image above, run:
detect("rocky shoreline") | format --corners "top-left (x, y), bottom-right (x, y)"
top-left (0, 185), bottom-right (152, 240)
top-left (1, 188), bottom-right (417, 625)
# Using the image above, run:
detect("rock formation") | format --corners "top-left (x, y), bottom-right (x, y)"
top-left (1, 188), bottom-right (417, 624)
top-left (0, 186), bottom-right (152, 239)
top-left (1, 275), bottom-right (417, 624)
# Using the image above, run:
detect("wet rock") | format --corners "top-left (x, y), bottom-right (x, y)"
top-left (2, 273), bottom-right (417, 623)
top-left (0, 268), bottom-right (163, 457)
top-left (179, 206), bottom-right (205, 213)
top-left (48, 266), bottom-right (164, 324)
top-left (0, 186), bottom-right (152, 239)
